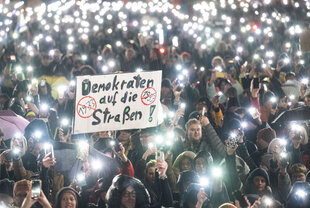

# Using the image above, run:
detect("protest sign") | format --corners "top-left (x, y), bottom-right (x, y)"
top-left (73, 71), bottom-right (162, 134)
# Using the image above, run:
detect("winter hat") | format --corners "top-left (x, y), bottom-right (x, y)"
top-left (257, 128), bottom-right (276, 144)
top-left (55, 187), bottom-right (80, 208)
top-left (249, 168), bottom-right (270, 186)
top-left (25, 111), bottom-right (37, 118)
top-left (106, 174), bottom-right (151, 208)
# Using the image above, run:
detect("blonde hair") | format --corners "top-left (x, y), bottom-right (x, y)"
top-left (185, 119), bottom-right (201, 131)
top-left (291, 163), bottom-right (307, 176)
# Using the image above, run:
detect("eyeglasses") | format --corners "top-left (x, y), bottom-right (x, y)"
top-left (123, 191), bottom-right (136, 198)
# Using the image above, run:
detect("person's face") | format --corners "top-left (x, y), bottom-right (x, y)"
top-left (181, 158), bottom-right (192, 172)
top-left (40, 85), bottom-right (48, 95)
top-left (125, 48), bottom-right (135, 61)
top-left (118, 131), bottom-right (131, 145)
top-left (305, 96), bottom-right (310, 106)
top-left (256, 138), bottom-right (269, 150)
top-left (41, 54), bottom-right (52, 66)
top-left (145, 166), bottom-right (156, 184)
top-left (26, 115), bottom-right (36, 122)
top-left (14, 189), bottom-right (28, 206)
top-left (161, 86), bottom-right (170, 97)
top-left (27, 137), bottom-right (42, 156)
top-left (220, 81), bottom-right (227, 91)
top-left (253, 176), bottom-right (266, 193)
top-left (292, 173), bottom-right (306, 183)
top-left (187, 124), bottom-right (202, 142)
top-left (96, 131), bottom-right (111, 138)
top-left (279, 97), bottom-right (288, 109)
top-left (60, 192), bottom-right (77, 208)
top-left (195, 157), bottom-right (206, 175)
top-left (121, 186), bottom-right (136, 208)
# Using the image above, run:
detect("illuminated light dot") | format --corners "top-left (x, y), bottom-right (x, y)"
top-left (107, 14), bottom-right (112, 20)
top-left (252, 24), bottom-right (258, 31)
top-left (67, 44), bottom-right (74, 50)
top-left (81, 34), bottom-right (88, 39)
top-left (93, 25), bottom-right (99, 31)
top-left (253, 54), bottom-right (260, 59)
top-left (248, 36), bottom-right (254, 43)
top-left (102, 65), bottom-right (108, 71)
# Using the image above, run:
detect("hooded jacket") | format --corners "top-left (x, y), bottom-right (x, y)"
top-left (106, 174), bottom-right (151, 208)
top-left (243, 168), bottom-right (271, 197)
top-left (167, 151), bottom-right (196, 193)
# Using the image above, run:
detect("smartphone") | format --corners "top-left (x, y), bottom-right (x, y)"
top-left (202, 107), bottom-right (206, 116)
top-left (112, 138), bottom-right (121, 152)
top-left (31, 180), bottom-right (41, 199)
top-left (216, 72), bottom-right (225, 78)
top-left (157, 151), bottom-right (164, 161)
top-left (60, 119), bottom-right (71, 135)
top-left (253, 78), bottom-right (259, 89)
top-left (44, 143), bottom-right (54, 158)
top-left (10, 55), bottom-right (16, 62)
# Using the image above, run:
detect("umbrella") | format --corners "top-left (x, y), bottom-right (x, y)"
top-left (53, 142), bottom-right (120, 183)
top-left (271, 106), bottom-right (310, 125)
top-left (0, 110), bottom-right (29, 140)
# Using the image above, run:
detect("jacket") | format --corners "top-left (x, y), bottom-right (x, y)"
top-left (168, 151), bottom-right (196, 192)
top-left (13, 158), bottom-right (64, 204)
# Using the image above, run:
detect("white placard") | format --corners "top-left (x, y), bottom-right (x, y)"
top-left (73, 71), bottom-right (162, 134)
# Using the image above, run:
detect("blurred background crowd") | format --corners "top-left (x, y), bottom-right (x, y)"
top-left (0, 0), bottom-right (310, 207)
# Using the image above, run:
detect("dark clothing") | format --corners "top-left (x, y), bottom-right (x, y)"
top-left (135, 159), bottom-right (173, 208)
top-left (22, 151), bottom-right (38, 173)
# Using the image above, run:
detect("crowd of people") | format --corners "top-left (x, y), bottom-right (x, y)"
top-left (0, 0), bottom-right (310, 207)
